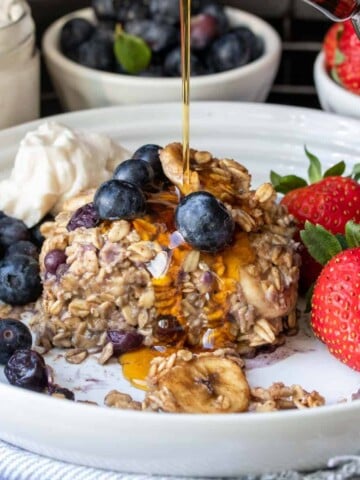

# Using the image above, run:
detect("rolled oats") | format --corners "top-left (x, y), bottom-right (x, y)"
top-left (65, 348), bottom-right (88, 364)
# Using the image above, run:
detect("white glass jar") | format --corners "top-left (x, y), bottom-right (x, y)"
top-left (0, 0), bottom-right (40, 129)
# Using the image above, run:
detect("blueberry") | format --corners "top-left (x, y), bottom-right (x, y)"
top-left (164, 47), bottom-right (205, 77)
top-left (6, 241), bottom-right (38, 260)
top-left (149, 0), bottom-right (180, 24)
top-left (67, 203), bottom-right (100, 232)
top-left (200, 1), bottom-right (229, 35)
top-left (207, 31), bottom-right (251, 73)
top-left (92, 0), bottom-right (117, 21)
top-left (132, 144), bottom-right (163, 177)
top-left (30, 214), bottom-right (53, 248)
top-left (113, 159), bottom-right (154, 189)
top-left (60, 18), bottom-right (95, 56)
top-left (125, 19), bottom-right (179, 53)
top-left (115, 0), bottom-right (149, 23)
top-left (44, 249), bottom-right (67, 275)
top-left (175, 191), bottom-right (235, 252)
top-left (5, 349), bottom-right (48, 392)
top-left (191, 13), bottom-right (219, 51)
top-left (94, 180), bottom-right (146, 220)
top-left (232, 26), bottom-right (264, 61)
top-left (107, 330), bottom-right (144, 354)
top-left (0, 319), bottom-right (32, 364)
top-left (0, 216), bottom-right (30, 250)
top-left (77, 31), bottom-right (114, 71)
top-left (0, 255), bottom-right (42, 305)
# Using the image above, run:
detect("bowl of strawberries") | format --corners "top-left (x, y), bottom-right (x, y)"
top-left (314, 20), bottom-right (360, 119)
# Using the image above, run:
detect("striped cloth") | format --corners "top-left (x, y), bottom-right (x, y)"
top-left (0, 441), bottom-right (360, 480)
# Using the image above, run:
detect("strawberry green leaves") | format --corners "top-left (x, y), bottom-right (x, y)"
top-left (269, 171), bottom-right (307, 194)
top-left (270, 147), bottom-right (347, 194)
top-left (323, 161), bottom-right (346, 177)
top-left (301, 220), bottom-right (360, 265)
top-left (306, 147), bottom-right (322, 184)
top-left (114, 26), bottom-right (151, 74)
top-left (345, 221), bottom-right (360, 248)
top-left (300, 222), bottom-right (342, 266)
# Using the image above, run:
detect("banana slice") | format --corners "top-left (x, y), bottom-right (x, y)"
top-left (159, 143), bottom-right (200, 193)
top-left (144, 350), bottom-right (250, 413)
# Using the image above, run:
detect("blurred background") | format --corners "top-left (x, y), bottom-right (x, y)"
top-left (28, 0), bottom-right (331, 117)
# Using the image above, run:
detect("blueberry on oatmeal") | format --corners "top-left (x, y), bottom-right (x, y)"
top-left (44, 249), bottom-right (67, 275)
top-left (94, 179), bottom-right (146, 220)
top-left (107, 330), bottom-right (144, 354)
top-left (113, 159), bottom-right (154, 189)
top-left (0, 319), bottom-right (32, 364)
top-left (132, 144), bottom-right (163, 177)
top-left (67, 203), bottom-right (100, 231)
top-left (0, 254), bottom-right (42, 305)
top-left (5, 349), bottom-right (48, 392)
top-left (175, 191), bottom-right (235, 252)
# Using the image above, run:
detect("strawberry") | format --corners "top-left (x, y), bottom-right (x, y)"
top-left (301, 220), bottom-right (360, 370)
top-left (311, 247), bottom-right (360, 371)
top-left (329, 20), bottom-right (360, 94)
top-left (281, 175), bottom-right (360, 234)
top-left (323, 22), bottom-right (343, 70)
top-left (271, 149), bottom-right (360, 290)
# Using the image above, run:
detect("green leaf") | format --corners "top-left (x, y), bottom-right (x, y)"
top-left (334, 47), bottom-right (345, 66)
top-left (345, 221), bottom-right (360, 248)
top-left (324, 161), bottom-right (346, 178)
top-left (351, 163), bottom-right (360, 181)
top-left (335, 233), bottom-right (348, 250)
top-left (305, 146), bottom-right (322, 184)
top-left (114, 26), bottom-right (151, 75)
top-left (270, 172), bottom-right (307, 194)
top-left (270, 170), bottom-right (281, 187)
top-left (300, 221), bottom-right (343, 266)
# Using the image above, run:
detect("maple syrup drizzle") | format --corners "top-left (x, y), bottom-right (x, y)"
top-left (180, 0), bottom-right (191, 189)
top-left (119, 1), bottom-right (256, 390)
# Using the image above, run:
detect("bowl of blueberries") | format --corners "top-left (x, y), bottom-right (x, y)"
top-left (42, 0), bottom-right (282, 110)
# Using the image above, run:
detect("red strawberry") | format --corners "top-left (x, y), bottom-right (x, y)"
top-left (331, 20), bottom-right (360, 94)
top-left (281, 176), bottom-right (360, 234)
top-left (271, 150), bottom-right (360, 290)
top-left (323, 22), bottom-right (343, 70)
top-left (311, 247), bottom-right (360, 371)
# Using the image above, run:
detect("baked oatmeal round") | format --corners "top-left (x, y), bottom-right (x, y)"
top-left (31, 144), bottom-right (300, 357)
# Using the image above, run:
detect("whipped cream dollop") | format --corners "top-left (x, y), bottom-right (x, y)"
top-left (0, 0), bottom-right (25, 26)
top-left (0, 122), bottom-right (131, 227)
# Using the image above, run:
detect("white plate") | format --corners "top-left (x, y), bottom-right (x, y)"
top-left (0, 102), bottom-right (360, 477)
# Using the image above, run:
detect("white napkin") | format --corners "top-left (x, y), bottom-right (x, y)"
top-left (0, 440), bottom-right (360, 480)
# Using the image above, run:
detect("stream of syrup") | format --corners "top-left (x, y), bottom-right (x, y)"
top-left (180, 0), bottom-right (192, 190)
top-left (119, 0), bottom-right (250, 390)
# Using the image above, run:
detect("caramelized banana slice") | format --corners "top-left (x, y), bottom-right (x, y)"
top-left (144, 350), bottom-right (250, 413)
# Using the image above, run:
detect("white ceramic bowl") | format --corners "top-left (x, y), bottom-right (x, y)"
top-left (314, 51), bottom-right (360, 119)
top-left (42, 7), bottom-right (281, 111)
